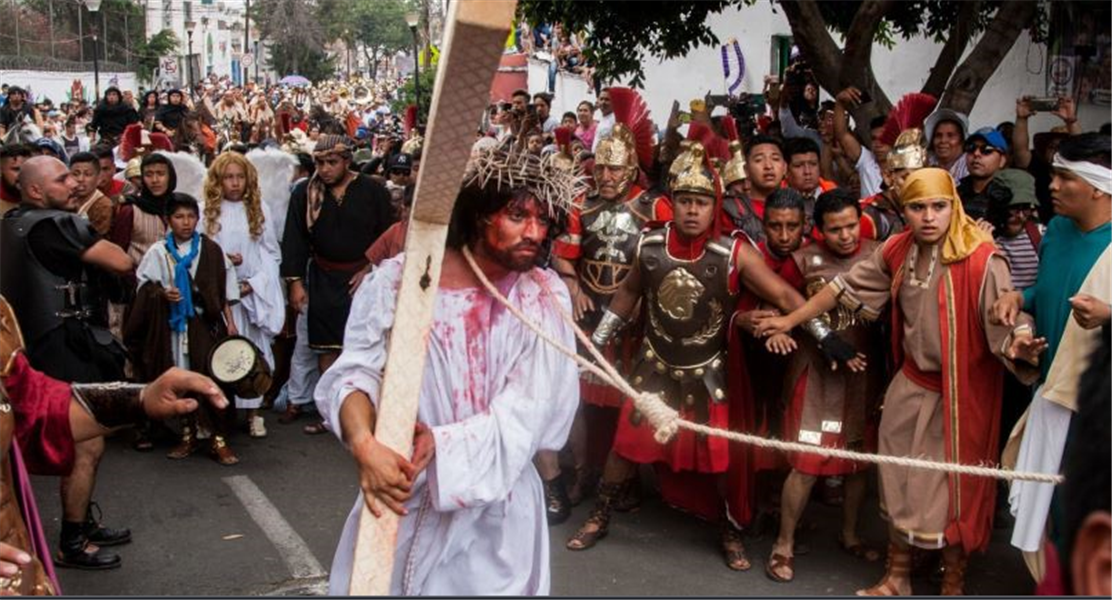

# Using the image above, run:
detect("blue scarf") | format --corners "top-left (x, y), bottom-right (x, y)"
top-left (166, 231), bottom-right (200, 333)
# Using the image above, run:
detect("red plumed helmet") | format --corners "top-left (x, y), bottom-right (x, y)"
top-left (686, 121), bottom-right (732, 163)
top-left (553, 125), bottom-right (574, 152)
top-left (118, 123), bottom-right (145, 161)
top-left (880, 93), bottom-right (937, 148)
top-left (606, 87), bottom-right (655, 172)
top-left (120, 123), bottom-right (172, 161)
top-left (148, 132), bottom-right (173, 153)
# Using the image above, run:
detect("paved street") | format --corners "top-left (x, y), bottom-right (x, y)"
top-left (35, 413), bottom-right (1035, 596)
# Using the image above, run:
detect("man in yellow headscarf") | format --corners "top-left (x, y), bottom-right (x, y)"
top-left (755, 167), bottom-right (1046, 595)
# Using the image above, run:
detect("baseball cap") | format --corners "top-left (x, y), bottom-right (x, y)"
top-left (994, 169), bottom-right (1037, 207)
top-left (389, 153), bottom-right (413, 172)
top-left (966, 126), bottom-right (1009, 153)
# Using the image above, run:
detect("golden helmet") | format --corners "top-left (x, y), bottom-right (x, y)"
top-left (670, 142), bottom-right (716, 197)
top-left (721, 140), bottom-right (747, 187)
top-left (667, 140), bottom-right (696, 182)
top-left (887, 128), bottom-right (928, 171)
top-left (594, 123), bottom-right (638, 170)
top-left (124, 157), bottom-right (142, 180)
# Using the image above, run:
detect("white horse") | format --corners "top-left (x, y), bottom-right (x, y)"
top-left (1, 114), bottom-right (43, 147)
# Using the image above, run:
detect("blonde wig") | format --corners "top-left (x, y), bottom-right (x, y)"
top-left (203, 151), bottom-right (266, 240)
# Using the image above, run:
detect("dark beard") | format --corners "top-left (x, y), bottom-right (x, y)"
top-left (483, 240), bottom-right (541, 272)
top-left (1, 178), bottom-right (19, 200)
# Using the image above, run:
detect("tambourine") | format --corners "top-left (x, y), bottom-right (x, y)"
top-left (207, 335), bottom-right (272, 399)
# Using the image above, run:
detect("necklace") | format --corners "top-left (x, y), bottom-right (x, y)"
top-left (907, 243), bottom-right (938, 289)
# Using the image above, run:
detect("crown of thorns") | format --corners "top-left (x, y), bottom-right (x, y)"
top-left (463, 147), bottom-right (589, 215)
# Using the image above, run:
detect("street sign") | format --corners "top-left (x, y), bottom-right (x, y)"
top-left (241, 53), bottom-right (255, 67)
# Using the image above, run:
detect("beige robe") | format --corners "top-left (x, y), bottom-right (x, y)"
top-left (832, 240), bottom-right (1036, 548)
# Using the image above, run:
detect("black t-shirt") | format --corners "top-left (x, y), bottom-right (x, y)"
top-left (0, 103), bottom-right (34, 129)
top-left (26, 216), bottom-right (99, 281)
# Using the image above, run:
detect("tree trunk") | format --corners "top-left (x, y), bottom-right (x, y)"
top-left (939, 1), bottom-right (1037, 114)
top-left (921, 0), bottom-right (981, 98)
top-left (780, 0), bottom-right (891, 141)
top-left (778, 0), bottom-right (843, 96)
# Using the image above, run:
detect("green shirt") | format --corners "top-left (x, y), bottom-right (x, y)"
top-left (1022, 216), bottom-right (1111, 381)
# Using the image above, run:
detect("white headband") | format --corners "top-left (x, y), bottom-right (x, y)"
top-left (1053, 153), bottom-right (1112, 196)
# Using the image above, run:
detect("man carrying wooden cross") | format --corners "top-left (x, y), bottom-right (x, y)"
top-left (315, 147), bottom-right (583, 595)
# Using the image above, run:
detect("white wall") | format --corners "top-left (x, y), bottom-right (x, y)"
top-left (1, 70), bottom-right (140, 104)
top-left (531, 2), bottom-right (1108, 134)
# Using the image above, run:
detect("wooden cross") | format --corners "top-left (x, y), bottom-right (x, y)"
top-left (347, 1), bottom-right (517, 594)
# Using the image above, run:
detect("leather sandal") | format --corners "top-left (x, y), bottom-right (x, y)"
top-left (566, 480), bottom-right (624, 551)
top-left (277, 403), bottom-right (301, 424)
top-left (210, 436), bottom-right (240, 466)
top-left (765, 552), bottom-right (793, 582)
top-left (543, 476), bottom-right (572, 525)
top-left (721, 524), bottom-right (752, 571)
top-left (856, 543), bottom-right (912, 596)
top-left (167, 427), bottom-right (198, 459)
top-left (303, 421), bottom-right (328, 435)
top-left (55, 540), bottom-right (121, 571)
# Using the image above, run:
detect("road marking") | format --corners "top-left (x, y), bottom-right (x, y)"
top-left (223, 475), bottom-right (327, 580)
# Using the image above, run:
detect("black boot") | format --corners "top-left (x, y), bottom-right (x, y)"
top-left (56, 521), bottom-right (121, 570)
top-left (84, 501), bottom-right (132, 547)
top-left (543, 476), bottom-right (571, 526)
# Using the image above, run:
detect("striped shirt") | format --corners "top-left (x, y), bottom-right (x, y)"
top-left (998, 229), bottom-right (1040, 291)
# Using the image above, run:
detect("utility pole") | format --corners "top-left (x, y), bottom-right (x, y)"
top-left (243, 0), bottom-right (250, 87)
top-left (12, 0), bottom-right (21, 57)
top-left (103, 9), bottom-right (108, 62)
top-left (78, 5), bottom-right (84, 63)
top-left (49, 0), bottom-right (55, 59)
top-left (124, 11), bottom-right (130, 68)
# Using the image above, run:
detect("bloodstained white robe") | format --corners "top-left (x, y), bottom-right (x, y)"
top-left (315, 255), bottom-right (579, 595)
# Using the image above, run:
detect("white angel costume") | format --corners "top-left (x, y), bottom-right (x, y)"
top-left (200, 201), bottom-right (285, 409)
top-left (316, 256), bottom-right (579, 595)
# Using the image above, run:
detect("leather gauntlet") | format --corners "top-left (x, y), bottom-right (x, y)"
top-left (71, 382), bottom-right (147, 429)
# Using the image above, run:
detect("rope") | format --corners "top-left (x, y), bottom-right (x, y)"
top-left (460, 247), bottom-right (1064, 486)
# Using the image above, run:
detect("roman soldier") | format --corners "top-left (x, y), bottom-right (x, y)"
top-left (568, 142), bottom-right (860, 571)
top-left (549, 92), bottom-right (670, 518)
top-left (720, 140), bottom-right (764, 243)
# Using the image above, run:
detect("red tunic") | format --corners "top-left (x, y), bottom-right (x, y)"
top-left (2, 353), bottom-right (77, 476)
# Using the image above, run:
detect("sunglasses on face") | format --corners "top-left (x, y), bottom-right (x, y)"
top-left (964, 142), bottom-right (1000, 156)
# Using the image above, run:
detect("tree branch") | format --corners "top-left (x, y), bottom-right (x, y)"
top-left (778, 0), bottom-right (843, 96)
top-left (921, 0), bottom-right (981, 98)
top-left (841, 0), bottom-right (892, 81)
top-left (940, 1), bottom-right (1037, 114)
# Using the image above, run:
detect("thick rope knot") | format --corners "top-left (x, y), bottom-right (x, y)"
top-left (633, 392), bottom-right (680, 444)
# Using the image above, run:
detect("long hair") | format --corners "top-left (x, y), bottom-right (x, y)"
top-left (203, 151), bottom-right (265, 240)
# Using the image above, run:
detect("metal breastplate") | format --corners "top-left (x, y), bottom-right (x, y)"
top-left (722, 194), bottom-right (765, 244)
top-left (629, 227), bottom-right (738, 419)
top-left (0, 208), bottom-right (97, 346)
top-left (577, 194), bottom-right (652, 306)
top-left (798, 243), bottom-right (876, 332)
